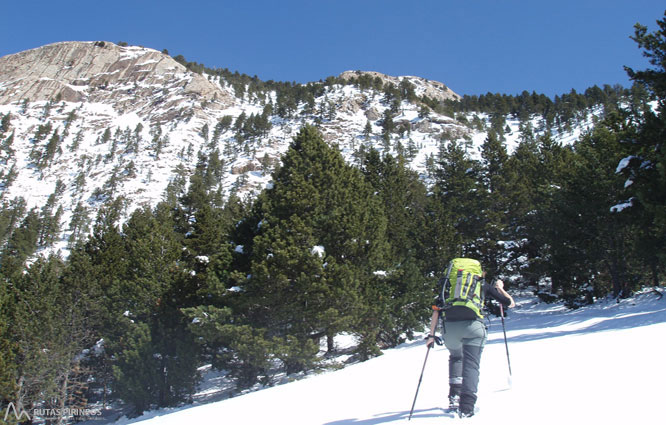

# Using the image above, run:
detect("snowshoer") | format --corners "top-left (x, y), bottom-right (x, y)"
top-left (426, 258), bottom-right (515, 418)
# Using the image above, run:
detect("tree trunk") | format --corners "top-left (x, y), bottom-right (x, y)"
top-left (650, 261), bottom-right (660, 287)
top-left (327, 334), bottom-right (335, 353)
top-left (56, 371), bottom-right (69, 425)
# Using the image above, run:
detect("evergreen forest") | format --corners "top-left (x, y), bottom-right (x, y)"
top-left (1, 12), bottom-right (665, 423)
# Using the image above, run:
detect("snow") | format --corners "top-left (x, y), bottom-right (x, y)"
top-left (616, 155), bottom-right (636, 174)
top-left (610, 198), bottom-right (635, 213)
top-left (0, 64), bottom-right (596, 259)
top-left (137, 60), bottom-right (159, 66)
top-left (97, 290), bottom-right (666, 425)
top-left (195, 255), bottom-right (209, 264)
top-left (311, 245), bottom-right (325, 257)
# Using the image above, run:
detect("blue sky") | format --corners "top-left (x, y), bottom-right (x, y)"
top-left (1, 1), bottom-right (664, 97)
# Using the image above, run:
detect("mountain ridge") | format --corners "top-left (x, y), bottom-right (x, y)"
top-left (0, 41), bottom-right (578, 255)
top-left (338, 69), bottom-right (460, 103)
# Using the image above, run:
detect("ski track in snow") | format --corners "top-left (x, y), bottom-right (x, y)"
top-left (87, 290), bottom-right (666, 425)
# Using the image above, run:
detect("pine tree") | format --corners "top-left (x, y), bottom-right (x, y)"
top-left (477, 130), bottom-right (512, 276)
top-left (0, 277), bottom-right (18, 410)
top-left (0, 208), bottom-right (40, 276)
top-left (0, 113), bottom-right (10, 133)
top-left (4, 256), bottom-right (94, 423)
top-left (502, 136), bottom-right (544, 284)
top-left (380, 109), bottom-right (395, 147)
top-left (621, 11), bottom-right (666, 282)
top-left (84, 204), bottom-right (202, 415)
top-left (110, 321), bottom-right (156, 415)
top-left (244, 214), bottom-right (325, 370)
top-left (514, 134), bottom-right (575, 291)
top-left (38, 193), bottom-right (62, 247)
top-left (175, 173), bottom-right (234, 305)
top-left (361, 149), bottom-right (432, 345)
top-left (41, 129), bottom-right (61, 167)
top-left (0, 197), bottom-right (26, 246)
top-left (429, 140), bottom-right (483, 265)
top-left (101, 127), bottom-right (111, 144)
top-left (240, 126), bottom-right (389, 365)
top-left (364, 119), bottom-right (373, 140)
top-left (544, 114), bottom-right (638, 301)
top-left (74, 200), bottom-right (130, 409)
top-left (2, 130), bottom-right (15, 159)
top-left (184, 305), bottom-right (277, 389)
top-left (60, 242), bottom-right (108, 408)
top-left (200, 123), bottom-right (209, 142)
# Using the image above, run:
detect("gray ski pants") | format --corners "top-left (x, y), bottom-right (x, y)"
top-left (442, 319), bottom-right (487, 413)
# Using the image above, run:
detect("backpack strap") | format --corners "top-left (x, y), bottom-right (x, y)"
top-left (466, 275), bottom-right (484, 311)
top-left (454, 268), bottom-right (464, 299)
top-left (440, 261), bottom-right (454, 301)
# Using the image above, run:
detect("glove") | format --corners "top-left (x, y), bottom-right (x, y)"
top-left (425, 334), bottom-right (443, 348)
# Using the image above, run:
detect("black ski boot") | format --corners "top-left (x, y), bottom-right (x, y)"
top-left (458, 409), bottom-right (475, 418)
top-left (448, 394), bottom-right (460, 412)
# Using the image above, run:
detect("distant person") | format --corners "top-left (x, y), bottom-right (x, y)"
top-left (426, 258), bottom-right (515, 418)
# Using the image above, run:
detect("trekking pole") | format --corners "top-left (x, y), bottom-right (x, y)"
top-left (499, 304), bottom-right (513, 386)
top-left (408, 344), bottom-right (432, 421)
top-left (408, 308), bottom-right (441, 420)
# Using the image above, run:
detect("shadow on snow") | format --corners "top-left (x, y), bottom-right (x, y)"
top-left (323, 407), bottom-right (455, 425)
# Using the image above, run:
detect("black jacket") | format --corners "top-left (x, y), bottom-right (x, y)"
top-left (444, 281), bottom-right (512, 321)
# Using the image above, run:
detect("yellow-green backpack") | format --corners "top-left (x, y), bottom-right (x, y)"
top-left (440, 258), bottom-right (485, 318)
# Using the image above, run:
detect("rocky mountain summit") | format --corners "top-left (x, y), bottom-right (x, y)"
top-left (0, 41), bottom-right (232, 121)
top-left (0, 41), bottom-right (479, 253)
top-left (338, 70), bottom-right (460, 103)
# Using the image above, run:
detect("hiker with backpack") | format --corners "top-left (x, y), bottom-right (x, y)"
top-left (426, 258), bottom-right (515, 418)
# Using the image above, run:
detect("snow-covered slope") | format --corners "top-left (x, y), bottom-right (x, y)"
top-left (0, 41), bottom-right (590, 255)
top-left (94, 290), bottom-right (665, 425)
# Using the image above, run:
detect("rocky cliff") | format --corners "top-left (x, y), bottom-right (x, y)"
top-left (0, 41), bottom-right (233, 121)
